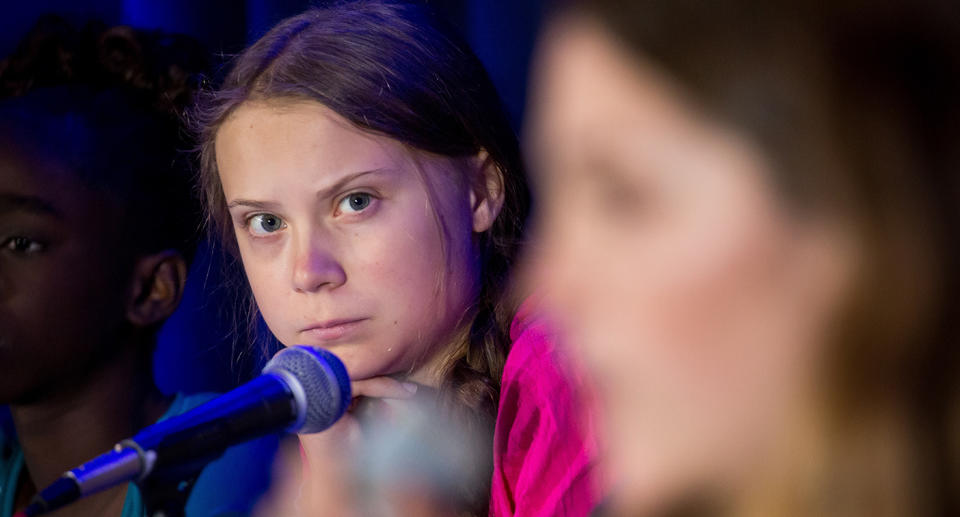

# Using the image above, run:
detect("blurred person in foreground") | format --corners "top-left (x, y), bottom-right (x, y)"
top-left (528, 1), bottom-right (960, 516)
top-left (0, 17), bottom-right (275, 516)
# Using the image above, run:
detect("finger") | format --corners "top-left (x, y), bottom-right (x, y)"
top-left (351, 376), bottom-right (419, 400)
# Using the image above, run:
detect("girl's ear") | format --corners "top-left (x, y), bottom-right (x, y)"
top-left (470, 150), bottom-right (506, 233)
top-left (126, 250), bottom-right (188, 327)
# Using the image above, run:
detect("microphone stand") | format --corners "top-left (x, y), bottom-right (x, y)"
top-left (137, 449), bottom-right (221, 517)
top-left (139, 472), bottom-right (198, 517)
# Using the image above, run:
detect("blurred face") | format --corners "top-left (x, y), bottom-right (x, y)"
top-left (529, 17), bottom-right (853, 512)
top-left (215, 101), bottom-right (481, 383)
top-left (0, 141), bottom-right (132, 403)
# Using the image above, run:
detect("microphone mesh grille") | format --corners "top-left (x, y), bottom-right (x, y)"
top-left (263, 346), bottom-right (351, 433)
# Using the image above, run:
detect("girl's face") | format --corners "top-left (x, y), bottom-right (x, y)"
top-left (529, 18), bottom-right (855, 512)
top-left (216, 101), bottom-right (487, 383)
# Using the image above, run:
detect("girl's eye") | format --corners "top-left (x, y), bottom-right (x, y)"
top-left (247, 213), bottom-right (286, 236)
top-left (337, 193), bottom-right (373, 214)
top-left (3, 236), bottom-right (45, 254)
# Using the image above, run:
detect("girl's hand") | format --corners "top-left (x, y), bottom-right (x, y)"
top-left (351, 376), bottom-right (420, 400)
top-left (298, 375), bottom-right (421, 462)
top-left (255, 376), bottom-right (472, 517)
top-left (265, 376), bottom-right (421, 517)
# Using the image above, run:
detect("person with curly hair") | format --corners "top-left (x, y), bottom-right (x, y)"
top-left (0, 16), bottom-right (275, 517)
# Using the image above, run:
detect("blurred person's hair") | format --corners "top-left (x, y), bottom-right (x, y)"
top-left (0, 15), bottom-right (207, 265)
top-left (191, 1), bottom-right (530, 512)
top-left (566, 1), bottom-right (960, 515)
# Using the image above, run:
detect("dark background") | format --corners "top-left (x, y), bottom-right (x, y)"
top-left (0, 0), bottom-right (544, 394)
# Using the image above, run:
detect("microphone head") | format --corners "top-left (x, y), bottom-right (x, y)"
top-left (262, 346), bottom-right (352, 433)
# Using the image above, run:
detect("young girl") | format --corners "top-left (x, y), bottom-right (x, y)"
top-left (193, 1), bottom-right (598, 515)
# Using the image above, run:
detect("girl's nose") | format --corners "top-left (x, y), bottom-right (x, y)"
top-left (291, 233), bottom-right (347, 293)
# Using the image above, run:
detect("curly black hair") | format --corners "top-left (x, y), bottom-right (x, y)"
top-left (0, 15), bottom-right (209, 261)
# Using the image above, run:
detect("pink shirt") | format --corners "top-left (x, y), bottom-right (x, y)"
top-left (490, 299), bottom-right (601, 516)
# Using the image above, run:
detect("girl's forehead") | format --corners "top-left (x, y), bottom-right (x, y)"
top-left (219, 100), bottom-right (470, 191)
top-left (221, 101), bottom-right (401, 168)
top-left (230, 98), bottom-right (353, 129)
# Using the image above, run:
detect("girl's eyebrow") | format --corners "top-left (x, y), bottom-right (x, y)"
top-left (314, 167), bottom-right (391, 200)
top-left (226, 168), bottom-right (391, 211)
top-left (226, 199), bottom-right (280, 210)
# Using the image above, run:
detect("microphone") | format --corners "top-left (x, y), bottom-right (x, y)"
top-left (22, 346), bottom-right (351, 516)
